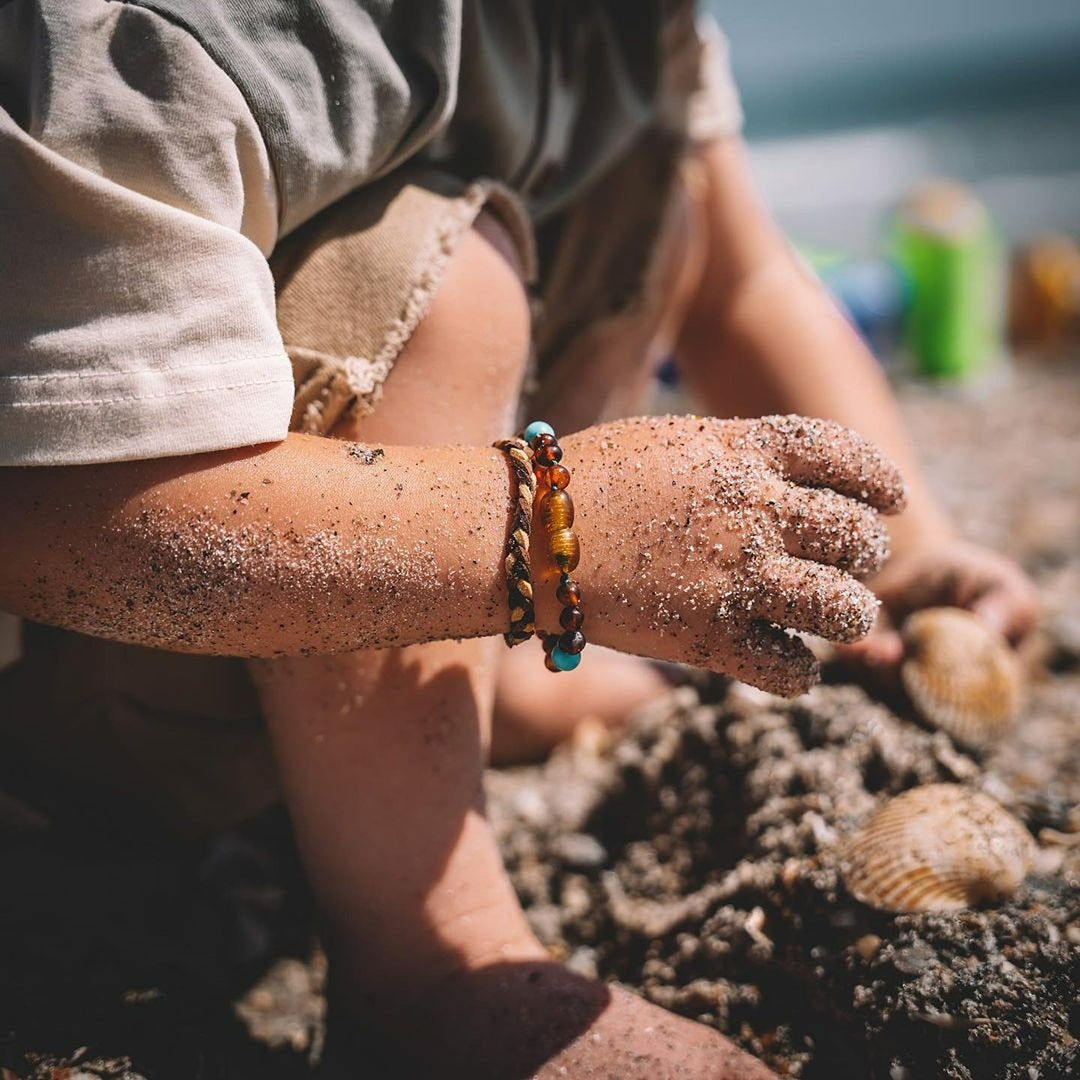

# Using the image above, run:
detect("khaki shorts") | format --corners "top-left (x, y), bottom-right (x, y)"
top-left (0, 135), bottom-right (708, 839)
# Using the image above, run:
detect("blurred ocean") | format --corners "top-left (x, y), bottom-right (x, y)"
top-left (708, 0), bottom-right (1080, 245)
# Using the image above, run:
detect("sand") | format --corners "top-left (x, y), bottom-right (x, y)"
top-left (488, 361), bottom-right (1080, 1079)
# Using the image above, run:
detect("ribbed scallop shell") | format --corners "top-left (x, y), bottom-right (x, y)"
top-left (843, 785), bottom-right (1035, 913)
top-left (900, 607), bottom-right (1022, 749)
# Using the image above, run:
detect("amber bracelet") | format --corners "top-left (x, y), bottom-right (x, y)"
top-left (493, 437), bottom-right (538, 647)
top-left (523, 421), bottom-right (587, 672)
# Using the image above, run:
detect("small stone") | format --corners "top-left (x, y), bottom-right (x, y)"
top-left (552, 832), bottom-right (608, 869)
top-left (855, 934), bottom-right (882, 962)
top-left (892, 941), bottom-right (936, 974)
top-left (565, 947), bottom-right (598, 979)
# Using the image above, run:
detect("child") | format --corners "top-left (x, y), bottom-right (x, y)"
top-left (0, 2), bottom-right (1035, 1076)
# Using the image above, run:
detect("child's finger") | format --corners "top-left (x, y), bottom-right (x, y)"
top-left (744, 554), bottom-right (881, 643)
top-left (971, 592), bottom-right (1024, 643)
top-left (967, 565), bottom-right (1039, 645)
top-left (836, 627), bottom-right (906, 670)
top-left (722, 620), bottom-right (820, 697)
top-left (752, 415), bottom-right (907, 513)
top-left (779, 486), bottom-right (891, 578)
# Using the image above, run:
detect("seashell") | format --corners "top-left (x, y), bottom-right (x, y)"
top-left (900, 607), bottom-right (1022, 749)
top-left (843, 784), bottom-right (1035, 913)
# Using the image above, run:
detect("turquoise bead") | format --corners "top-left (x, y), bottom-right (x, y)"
top-left (524, 420), bottom-right (555, 444)
top-left (550, 646), bottom-right (581, 672)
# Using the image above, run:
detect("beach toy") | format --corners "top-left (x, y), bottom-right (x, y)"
top-left (889, 181), bottom-right (1005, 379)
top-left (844, 785), bottom-right (1034, 913)
top-left (1009, 233), bottom-right (1080, 350)
top-left (812, 252), bottom-right (910, 354)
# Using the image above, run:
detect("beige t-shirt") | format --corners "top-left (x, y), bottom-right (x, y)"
top-left (0, 0), bottom-right (742, 466)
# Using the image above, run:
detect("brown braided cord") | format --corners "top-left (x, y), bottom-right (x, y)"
top-left (494, 437), bottom-right (538, 646)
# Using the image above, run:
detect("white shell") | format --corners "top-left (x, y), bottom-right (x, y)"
top-left (843, 784), bottom-right (1035, 913)
top-left (900, 607), bottom-right (1022, 749)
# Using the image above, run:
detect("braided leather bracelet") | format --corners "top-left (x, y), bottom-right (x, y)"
top-left (493, 437), bottom-right (537, 647)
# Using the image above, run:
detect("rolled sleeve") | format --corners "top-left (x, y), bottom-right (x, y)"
top-left (660, 8), bottom-right (744, 145)
top-left (0, 0), bottom-right (293, 465)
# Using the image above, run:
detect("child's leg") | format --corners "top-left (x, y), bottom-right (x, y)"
top-left (250, 211), bottom-right (542, 995)
top-left (250, 211), bottom-right (773, 1077)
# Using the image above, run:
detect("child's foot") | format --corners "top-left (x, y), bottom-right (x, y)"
top-left (340, 959), bottom-right (775, 1079)
top-left (491, 641), bottom-right (673, 763)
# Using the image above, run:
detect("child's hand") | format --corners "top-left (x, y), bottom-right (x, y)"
top-left (836, 537), bottom-right (1038, 670)
top-left (546, 415), bottom-right (906, 695)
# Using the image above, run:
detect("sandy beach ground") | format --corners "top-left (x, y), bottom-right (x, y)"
top-left (1, 359), bottom-right (1077, 1079)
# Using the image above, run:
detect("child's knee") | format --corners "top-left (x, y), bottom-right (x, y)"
top-left (333, 208), bottom-right (531, 443)
top-left (276, 177), bottom-right (532, 443)
top-left (404, 209), bottom-right (531, 388)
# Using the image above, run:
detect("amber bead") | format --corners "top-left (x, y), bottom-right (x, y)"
top-left (544, 651), bottom-right (561, 672)
top-left (558, 630), bottom-right (586, 655)
top-left (556, 578), bottom-right (581, 606)
top-left (534, 441), bottom-right (563, 467)
top-left (541, 633), bottom-right (556, 653)
top-left (560, 606), bottom-right (585, 631)
top-left (549, 528), bottom-right (580, 572)
top-left (547, 464), bottom-right (571, 490)
top-left (539, 488), bottom-right (574, 534)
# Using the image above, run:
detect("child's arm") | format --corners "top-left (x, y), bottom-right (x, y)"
top-left (0, 434), bottom-right (515, 656)
top-left (676, 137), bottom-right (1037, 660)
top-left (0, 415), bottom-right (904, 693)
